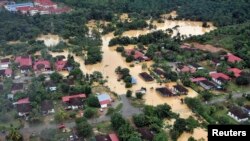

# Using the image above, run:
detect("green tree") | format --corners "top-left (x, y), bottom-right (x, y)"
top-left (136, 92), bottom-right (143, 99)
top-left (154, 131), bottom-right (168, 141)
top-left (75, 118), bottom-right (92, 137)
top-left (155, 104), bottom-right (173, 119)
top-left (126, 90), bottom-right (132, 97)
top-left (50, 72), bottom-right (63, 83)
top-left (236, 76), bottom-right (249, 86)
top-left (111, 113), bottom-right (126, 130)
top-left (84, 108), bottom-right (96, 119)
top-left (54, 109), bottom-right (69, 122)
top-left (86, 95), bottom-right (100, 107)
top-left (133, 114), bottom-right (149, 127)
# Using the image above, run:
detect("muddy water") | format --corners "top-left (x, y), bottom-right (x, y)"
top-left (48, 17), bottom-right (216, 119)
top-left (123, 20), bottom-right (216, 38)
top-left (178, 128), bottom-right (208, 141)
top-left (37, 34), bottom-right (60, 47)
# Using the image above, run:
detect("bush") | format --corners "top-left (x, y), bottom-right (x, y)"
top-left (125, 83), bottom-right (132, 88)
top-left (236, 76), bottom-right (249, 85)
top-left (126, 90), bottom-right (132, 97)
top-left (84, 108), bottom-right (96, 119)
top-left (87, 95), bottom-right (100, 107)
top-left (136, 92), bottom-right (143, 99)
top-left (116, 46), bottom-right (125, 52)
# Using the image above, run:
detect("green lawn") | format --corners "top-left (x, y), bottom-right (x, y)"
top-left (227, 82), bottom-right (250, 93)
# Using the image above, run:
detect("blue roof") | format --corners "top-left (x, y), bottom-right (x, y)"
top-left (97, 93), bottom-right (111, 102)
top-left (5, 2), bottom-right (34, 11)
top-left (131, 77), bottom-right (137, 84)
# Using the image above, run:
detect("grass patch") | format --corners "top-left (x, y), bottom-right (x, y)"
top-left (129, 97), bottom-right (145, 108)
top-left (96, 121), bottom-right (113, 134)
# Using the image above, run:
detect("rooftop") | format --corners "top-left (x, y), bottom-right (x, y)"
top-left (210, 72), bottom-right (230, 80)
top-left (156, 87), bottom-right (173, 97)
top-left (229, 106), bottom-right (248, 119)
top-left (228, 68), bottom-right (242, 77)
top-left (139, 72), bottom-right (154, 82)
top-left (226, 53), bottom-right (242, 63)
top-left (62, 94), bottom-right (86, 102)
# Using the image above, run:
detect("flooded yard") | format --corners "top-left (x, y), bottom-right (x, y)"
top-left (47, 15), bottom-right (216, 120)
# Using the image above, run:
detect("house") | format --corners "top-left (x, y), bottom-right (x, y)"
top-left (14, 98), bottom-right (31, 116)
top-left (139, 72), bottom-right (154, 82)
top-left (189, 63), bottom-right (204, 70)
top-left (210, 72), bottom-right (230, 85)
top-left (153, 68), bottom-right (166, 78)
top-left (176, 65), bottom-right (196, 73)
top-left (4, 2), bottom-right (34, 12)
top-left (98, 93), bottom-right (112, 108)
top-left (15, 56), bottom-right (32, 73)
top-left (41, 100), bottom-right (55, 114)
top-left (33, 60), bottom-right (51, 72)
top-left (95, 133), bottom-right (119, 141)
top-left (125, 49), bottom-right (150, 61)
top-left (137, 128), bottom-right (154, 141)
top-left (199, 80), bottom-right (218, 90)
top-left (156, 87), bottom-right (174, 97)
top-left (228, 68), bottom-right (242, 77)
top-left (62, 94), bottom-right (86, 110)
top-left (225, 53), bottom-right (242, 63)
top-left (173, 84), bottom-right (188, 95)
top-left (0, 58), bottom-right (11, 69)
top-left (228, 106), bottom-right (248, 122)
top-left (55, 60), bottom-right (68, 71)
top-left (34, 0), bottom-right (57, 9)
top-left (0, 68), bottom-right (12, 78)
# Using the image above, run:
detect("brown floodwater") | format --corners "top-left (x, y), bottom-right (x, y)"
top-left (178, 128), bottom-right (208, 141)
top-left (47, 17), bottom-right (216, 119)
top-left (122, 20), bottom-right (216, 38)
top-left (36, 34), bottom-right (60, 47)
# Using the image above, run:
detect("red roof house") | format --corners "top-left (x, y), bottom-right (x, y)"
top-left (15, 56), bottom-right (32, 67)
top-left (62, 94), bottom-right (86, 102)
top-left (125, 49), bottom-right (150, 61)
top-left (228, 68), bottom-right (242, 77)
top-left (5, 68), bottom-right (12, 77)
top-left (33, 60), bottom-right (51, 71)
top-left (226, 53), bottom-right (242, 63)
top-left (34, 0), bottom-right (57, 8)
top-left (16, 98), bottom-right (30, 104)
top-left (55, 60), bottom-right (67, 71)
top-left (210, 72), bottom-right (230, 85)
top-left (62, 94), bottom-right (86, 109)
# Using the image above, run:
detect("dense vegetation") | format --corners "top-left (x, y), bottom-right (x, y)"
top-left (0, 10), bottom-right (102, 64)
top-left (188, 22), bottom-right (250, 67)
top-left (56, 0), bottom-right (250, 27)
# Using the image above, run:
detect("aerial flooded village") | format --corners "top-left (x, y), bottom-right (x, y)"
top-left (0, 0), bottom-right (250, 141)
